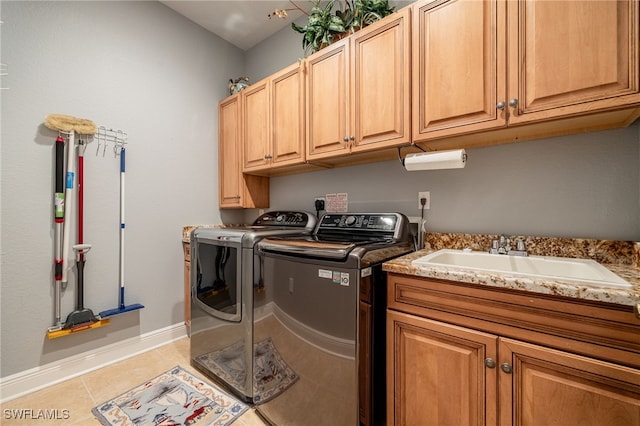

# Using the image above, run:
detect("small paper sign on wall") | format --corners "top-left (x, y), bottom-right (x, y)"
top-left (326, 193), bottom-right (348, 212)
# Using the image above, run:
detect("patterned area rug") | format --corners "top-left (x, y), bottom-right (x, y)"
top-left (92, 366), bottom-right (248, 426)
top-left (195, 337), bottom-right (298, 404)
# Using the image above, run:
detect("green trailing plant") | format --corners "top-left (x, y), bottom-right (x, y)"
top-left (292, 0), bottom-right (346, 55)
top-left (349, 0), bottom-right (395, 32)
top-left (292, 0), bottom-right (395, 55)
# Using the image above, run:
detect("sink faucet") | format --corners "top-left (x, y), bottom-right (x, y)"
top-left (489, 235), bottom-right (528, 256)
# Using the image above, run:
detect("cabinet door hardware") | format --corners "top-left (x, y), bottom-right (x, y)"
top-left (500, 363), bottom-right (513, 374)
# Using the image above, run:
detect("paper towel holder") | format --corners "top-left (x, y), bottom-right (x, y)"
top-left (400, 146), bottom-right (467, 171)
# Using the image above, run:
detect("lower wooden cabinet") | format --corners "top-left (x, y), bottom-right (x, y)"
top-left (386, 273), bottom-right (640, 426)
top-left (182, 242), bottom-right (191, 335)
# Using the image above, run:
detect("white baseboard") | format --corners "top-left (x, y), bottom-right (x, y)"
top-left (0, 323), bottom-right (188, 404)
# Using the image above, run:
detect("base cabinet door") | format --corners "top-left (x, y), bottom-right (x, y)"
top-left (499, 338), bottom-right (640, 426)
top-left (387, 311), bottom-right (640, 426)
top-left (387, 310), bottom-right (498, 426)
top-left (182, 242), bottom-right (191, 335)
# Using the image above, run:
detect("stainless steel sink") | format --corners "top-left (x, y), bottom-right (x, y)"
top-left (412, 249), bottom-right (631, 288)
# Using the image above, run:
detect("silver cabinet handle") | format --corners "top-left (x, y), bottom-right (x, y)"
top-left (500, 363), bottom-right (513, 374)
top-left (496, 101), bottom-right (506, 110)
top-left (343, 136), bottom-right (349, 143)
top-left (264, 154), bottom-right (273, 160)
top-left (349, 135), bottom-right (355, 141)
top-left (508, 99), bottom-right (518, 107)
top-left (485, 358), bottom-right (496, 368)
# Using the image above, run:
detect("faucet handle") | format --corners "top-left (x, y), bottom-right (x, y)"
top-left (508, 238), bottom-right (528, 256)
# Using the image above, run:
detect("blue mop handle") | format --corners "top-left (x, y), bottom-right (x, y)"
top-left (119, 148), bottom-right (126, 309)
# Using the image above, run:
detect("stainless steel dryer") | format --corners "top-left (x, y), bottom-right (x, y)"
top-left (189, 211), bottom-right (316, 403)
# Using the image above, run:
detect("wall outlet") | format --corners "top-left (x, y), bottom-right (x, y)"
top-left (418, 191), bottom-right (431, 209)
top-left (314, 197), bottom-right (326, 211)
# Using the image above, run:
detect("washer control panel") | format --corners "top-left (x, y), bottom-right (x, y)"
top-left (319, 214), bottom-right (399, 231)
top-left (253, 211), bottom-right (316, 228)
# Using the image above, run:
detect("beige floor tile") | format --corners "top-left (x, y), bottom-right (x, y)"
top-left (81, 348), bottom-right (172, 403)
top-left (2, 338), bottom-right (266, 426)
top-left (1, 377), bottom-right (95, 425)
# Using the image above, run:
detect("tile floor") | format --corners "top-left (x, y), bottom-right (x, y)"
top-left (0, 337), bottom-right (266, 425)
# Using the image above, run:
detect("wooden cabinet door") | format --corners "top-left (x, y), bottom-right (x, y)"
top-left (242, 79), bottom-right (270, 171)
top-left (499, 338), bottom-right (640, 426)
top-left (387, 310), bottom-right (498, 426)
top-left (351, 7), bottom-right (411, 152)
top-left (306, 39), bottom-right (351, 160)
top-left (506, 0), bottom-right (640, 124)
top-left (271, 62), bottom-right (305, 167)
top-left (412, 0), bottom-right (507, 142)
top-left (183, 242), bottom-right (191, 335)
top-left (219, 95), bottom-right (243, 207)
top-left (219, 95), bottom-right (270, 209)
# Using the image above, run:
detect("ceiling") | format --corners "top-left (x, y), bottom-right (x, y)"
top-left (160, 1), bottom-right (309, 51)
top-left (160, 1), bottom-right (414, 51)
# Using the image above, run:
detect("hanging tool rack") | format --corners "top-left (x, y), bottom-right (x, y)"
top-left (95, 126), bottom-right (127, 157)
top-left (46, 121), bottom-right (140, 339)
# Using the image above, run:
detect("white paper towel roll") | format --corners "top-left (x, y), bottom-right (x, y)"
top-left (404, 149), bottom-right (466, 171)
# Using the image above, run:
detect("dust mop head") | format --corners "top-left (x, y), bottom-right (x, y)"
top-left (44, 114), bottom-right (97, 135)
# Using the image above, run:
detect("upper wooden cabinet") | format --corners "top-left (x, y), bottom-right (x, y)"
top-left (306, 7), bottom-right (411, 161)
top-left (412, 0), bottom-right (640, 143)
top-left (412, 0), bottom-right (507, 140)
top-left (242, 62), bottom-right (305, 173)
top-left (507, 0), bottom-right (640, 124)
top-left (218, 94), bottom-right (269, 209)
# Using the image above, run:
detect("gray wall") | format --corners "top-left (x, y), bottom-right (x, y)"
top-left (267, 125), bottom-right (640, 240)
top-left (0, 1), bottom-right (244, 377)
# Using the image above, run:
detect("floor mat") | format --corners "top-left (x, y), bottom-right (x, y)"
top-left (195, 337), bottom-right (298, 404)
top-left (91, 365), bottom-right (248, 426)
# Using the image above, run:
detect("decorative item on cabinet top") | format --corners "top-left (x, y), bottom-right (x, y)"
top-left (229, 77), bottom-right (250, 95)
top-left (291, 0), bottom-right (395, 55)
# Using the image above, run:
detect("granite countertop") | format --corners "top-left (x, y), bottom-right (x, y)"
top-left (383, 233), bottom-right (640, 308)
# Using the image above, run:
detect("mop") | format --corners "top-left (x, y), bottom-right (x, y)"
top-left (100, 147), bottom-right (144, 317)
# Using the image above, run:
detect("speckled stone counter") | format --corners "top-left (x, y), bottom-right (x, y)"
top-left (383, 233), bottom-right (640, 308)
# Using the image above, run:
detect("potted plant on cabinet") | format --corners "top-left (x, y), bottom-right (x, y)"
top-left (291, 0), bottom-right (395, 55)
top-left (337, 0), bottom-right (395, 34)
top-left (291, 0), bottom-right (346, 55)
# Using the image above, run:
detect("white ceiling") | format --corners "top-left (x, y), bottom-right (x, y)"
top-left (160, 1), bottom-right (309, 51)
top-left (160, 1), bottom-right (414, 51)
